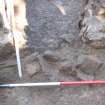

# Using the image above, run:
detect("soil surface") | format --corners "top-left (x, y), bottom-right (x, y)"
top-left (1, 0), bottom-right (105, 105)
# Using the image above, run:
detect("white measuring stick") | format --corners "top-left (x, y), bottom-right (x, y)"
top-left (6, 0), bottom-right (22, 78)
top-left (0, 82), bottom-right (60, 88)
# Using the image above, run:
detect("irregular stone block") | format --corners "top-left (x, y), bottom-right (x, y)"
top-left (58, 60), bottom-right (73, 72)
top-left (76, 70), bottom-right (95, 81)
top-left (76, 55), bottom-right (103, 74)
top-left (23, 53), bottom-right (41, 77)
top-left (43, 50), bottom-right (60, 62)
top-left (25, 62), bottom-right (41, 77)
top-left (79, 2), bottom-right (105, 48)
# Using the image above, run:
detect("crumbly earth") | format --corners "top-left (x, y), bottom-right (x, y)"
top-left (1, 0), bottom-right (105, 105)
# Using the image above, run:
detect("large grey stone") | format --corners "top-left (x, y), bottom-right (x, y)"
top-left (43, 50), bottom-right (60, 62)
top-left (80, 16), bottom-right (105, 48)
top-left (25, 62), bottom-right (41, 77)
top-left (58, 60), bottom-right (73, 73)
top-left (76, 70), bottom-right (95, 81)
top-left (23, 53), bottom-right (41, 77)
top-left (58, 59), bottom-right (95, 80)
top-left (76, 55), bottom-right (103, 74)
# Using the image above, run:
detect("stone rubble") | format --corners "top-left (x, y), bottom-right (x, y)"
top-left (79, 1), bottom-right (105, 48)
top-left (76, 55), bottom-right (103, 74)
top-left (43, 50), bottom-right (60, 62)
top-left (76, 70), bottom-right (95, 81)
top-left (23, 52), bottom-right (41, 77)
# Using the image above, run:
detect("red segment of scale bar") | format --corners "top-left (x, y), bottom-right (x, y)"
top-left (60, 81), bottom-right (105, 86)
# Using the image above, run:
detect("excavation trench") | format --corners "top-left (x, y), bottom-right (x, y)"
top-left (1, 0), bottom-right (105, 105)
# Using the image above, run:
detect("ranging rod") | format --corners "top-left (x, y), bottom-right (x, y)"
top-left (0, 81), bottom-right (105, 88)
top-left (6, 0), bottom-right (22, 78)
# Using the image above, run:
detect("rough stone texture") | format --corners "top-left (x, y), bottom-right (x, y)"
top-left (58, 59), bottom-right (95, 80)
top-left (0, 59), bottom-right (16, 69)
top-left (23, 52), bottom-right (39, 62)
top-left (25, 62), bottom-right (41, 77)
top-left (45, 38), bottom-right (62, 50)
top-left (0, 33), bottom-right (9, 45)
top-left (76, 55), bottom-right (103, 74)
top-left (58, 60), bottom-right (73, 72)
top-left (76, 70), bottom-right (95, 80)
top-left (79, 0), bottom-right (105, 48)
top-left (0, 43), bottom-right (14, 60)
top-left (0, 32), bottom-right (27, 61)
top-left (95, 64), bottom-right (105, 80)
top-left (0, 19), bottom-right (13, 60)
top-left (27, 0), bottom-right (83, 51)
top-left (43, 50), bottom-right (60, 62)
top-left (23, 52), bottom-right (41, 77)
top-left (80, 16), bottom-right (105, 48)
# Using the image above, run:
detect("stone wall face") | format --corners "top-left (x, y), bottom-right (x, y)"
top-left (79, 0), bottom-right (105, 48)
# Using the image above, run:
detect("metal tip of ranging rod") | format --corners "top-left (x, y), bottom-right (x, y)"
top-left (15, 42), bottom-right (22, 79)
top-left (12, 31), bottom-right (22, 79)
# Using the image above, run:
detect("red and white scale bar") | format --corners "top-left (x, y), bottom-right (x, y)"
top-left (1, 81), bottom-right (105, 88)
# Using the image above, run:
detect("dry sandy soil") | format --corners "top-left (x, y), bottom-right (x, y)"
top-left (1, 0), bottom-right (105, 105)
